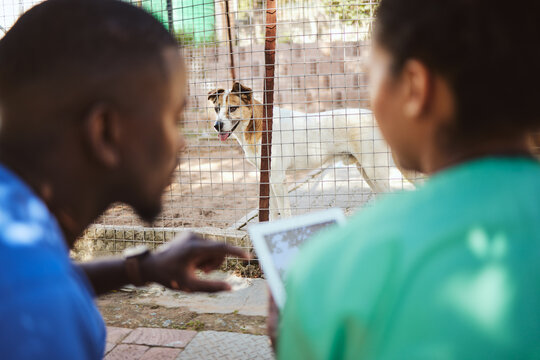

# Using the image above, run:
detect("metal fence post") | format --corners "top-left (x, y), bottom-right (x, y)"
top-left (224, 0), bottom-right (236, 81)
top-left (259, 0), bottom-right (277, 222)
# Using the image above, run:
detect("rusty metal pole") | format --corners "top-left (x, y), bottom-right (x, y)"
top-left (224, 0), bottom-right (237, 81)
top-left (259, 0), bottom-right (277, 222)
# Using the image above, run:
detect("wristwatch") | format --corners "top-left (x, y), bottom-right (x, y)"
top-left (123, 245), bottom-right (151, 287)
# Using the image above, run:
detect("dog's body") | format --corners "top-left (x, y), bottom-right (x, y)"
top-left (209, 82), bottom-right (416, 220)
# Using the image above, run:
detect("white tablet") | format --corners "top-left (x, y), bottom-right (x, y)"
top-left (248, 208), bottom-right (346, 309)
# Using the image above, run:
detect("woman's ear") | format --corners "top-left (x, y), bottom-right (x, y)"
top-left (401, 59), bottom-right (432, 120)
top-left (83, 103), bottom-right (121, 168)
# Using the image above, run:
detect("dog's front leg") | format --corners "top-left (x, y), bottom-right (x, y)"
top-left (270, 172), bottom-right (291, 219)
top-left (269, 186), bottom-right (280, 221)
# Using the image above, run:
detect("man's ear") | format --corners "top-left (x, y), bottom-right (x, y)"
top-left (208, 88), bottom-right (225, 103)
top-left (83, 103), bottom-right (121, 168)
top-left (231, 82), bottom-right (252, 104)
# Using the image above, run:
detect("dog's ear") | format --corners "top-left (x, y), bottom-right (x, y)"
top-left (232, 82), bottom-right (252, 103)
top-left (208, 88), bottom-right (225, 103)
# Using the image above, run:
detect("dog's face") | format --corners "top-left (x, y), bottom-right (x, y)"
top-left (208, 82), bottom-right (253, 141)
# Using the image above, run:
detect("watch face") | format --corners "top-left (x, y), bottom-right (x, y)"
top-left (124, 245), bottom-right (150, 258)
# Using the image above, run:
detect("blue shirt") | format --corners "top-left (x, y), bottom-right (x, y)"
top-left (0, 164), bottom-right (106, 359)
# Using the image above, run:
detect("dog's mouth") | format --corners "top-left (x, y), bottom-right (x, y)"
top-left (217, 121), bottom-right (241, 142)
top-left (218, 132), bottom-right (231, 141)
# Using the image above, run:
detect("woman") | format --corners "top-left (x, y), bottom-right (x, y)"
top-left (277, 0), bottom-right (540, 358)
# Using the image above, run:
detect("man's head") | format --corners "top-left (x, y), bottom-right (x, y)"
top-left (0, 0), bottom-right (187, 224)
top-left (370, 0), bottom-right (540, 173)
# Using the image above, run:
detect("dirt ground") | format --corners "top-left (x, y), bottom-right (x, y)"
top-left (97, 290), bottom-right (267, 336)
top-left (96, 137), bottom-right (260, 229)
top-left (94, 132), bottom-right (314, 230)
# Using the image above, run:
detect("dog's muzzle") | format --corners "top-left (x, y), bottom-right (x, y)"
top-left (214, 120), bottom-right (240, 142)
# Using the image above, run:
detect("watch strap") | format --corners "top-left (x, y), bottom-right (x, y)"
top-left (123, 246), bottom-right (150, 287)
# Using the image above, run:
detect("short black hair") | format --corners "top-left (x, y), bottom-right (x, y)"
top-left (0, 0), bottom-right (177, 131)
top-left (375, 0), bottom-right (540, 140)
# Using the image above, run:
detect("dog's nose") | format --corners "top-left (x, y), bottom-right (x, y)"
top-left (214, 121), bottom-right (223, 132)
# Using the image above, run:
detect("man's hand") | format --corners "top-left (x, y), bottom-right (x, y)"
top-left (140, 232), bottom-right (251, 293)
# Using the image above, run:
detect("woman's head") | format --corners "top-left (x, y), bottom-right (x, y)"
top-left (370, 0), bottom-right (540, 172)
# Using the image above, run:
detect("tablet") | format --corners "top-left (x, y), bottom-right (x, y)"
top-left (248, 208), bottom-right (346, 309)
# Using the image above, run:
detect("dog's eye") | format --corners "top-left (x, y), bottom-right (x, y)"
top-left (214, 106), bottom-right (220, 113)
top-left (229, 106), bottom-right (239, 112)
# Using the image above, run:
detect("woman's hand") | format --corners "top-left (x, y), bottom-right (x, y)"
top-left (267, 290), bottom-right (280, 352)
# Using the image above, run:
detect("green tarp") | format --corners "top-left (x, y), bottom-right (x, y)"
top-left (139, 0), bottom-right (215, 44)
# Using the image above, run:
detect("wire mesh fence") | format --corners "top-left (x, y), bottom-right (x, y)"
top-left (3, 0), bottom-right (540, 274)
top-left (104, 0), bottom-right (422, 267)
top-left (122, 0), bottom-right (391, 223)
top-left (2, 0), bottom-right (418, 269)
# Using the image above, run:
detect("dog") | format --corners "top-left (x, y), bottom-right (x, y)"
top-left (208, 82), bottom-right (417, 220)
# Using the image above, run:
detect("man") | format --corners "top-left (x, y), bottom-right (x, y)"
top-left (0, 0), bottom-right (248, 358)
top-left (277, 0), bottom-right (540, 358)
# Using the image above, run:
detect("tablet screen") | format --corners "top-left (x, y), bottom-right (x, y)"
top-left (249, 208), bottom-right (346, 308)
top-left (263, 220), bottom-right (338, 282)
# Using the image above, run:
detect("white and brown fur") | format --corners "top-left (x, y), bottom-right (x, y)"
top-left (209, 82), bottom-right (417, 220)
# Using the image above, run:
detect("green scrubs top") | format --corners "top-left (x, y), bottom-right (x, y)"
top-left (278, 157), bottom-right (540, 360)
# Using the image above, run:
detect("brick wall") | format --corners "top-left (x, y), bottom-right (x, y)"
top-left (184, 40), bottom-right (372, 122)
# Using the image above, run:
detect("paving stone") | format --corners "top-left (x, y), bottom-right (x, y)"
top-left (132, 276), bottom-right (268, 316)
top-left (107, 326), bottom-right (133, 344)
top-left (177, 331), bottom-right (274, 360)
top-left (140, 347), bottom-right (183, 360)
top-left (122, 327), bottom-right (197, 348)
top-left (105, 344), bottom-right (149, 360)
top-left (105, 342), bottom-right (116, 355)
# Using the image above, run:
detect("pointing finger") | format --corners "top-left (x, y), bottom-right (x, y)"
top-left (184, 278), bottom-right (232, 293)
top-left (204, 243), bottom-right (252, 260)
